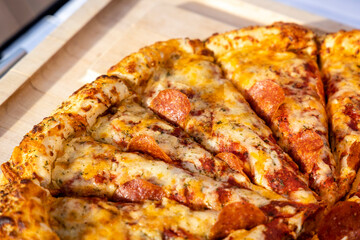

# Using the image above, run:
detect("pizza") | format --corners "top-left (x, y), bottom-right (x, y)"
top-left (1, 22), bottom-right (360, 239)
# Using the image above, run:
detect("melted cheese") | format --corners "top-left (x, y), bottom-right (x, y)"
top-left (50, 197), bottom-right (218, 240)
top-left (108, 37), bottom-right (316, 203)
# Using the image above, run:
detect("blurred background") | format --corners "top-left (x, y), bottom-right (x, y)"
top-left (0, 0), bottom-right (84, 77)
top-left (273, 0), bottom-right (360, 28)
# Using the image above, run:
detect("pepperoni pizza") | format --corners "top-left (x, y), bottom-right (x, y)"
top-left (1, 23), bottom-right (360, 239)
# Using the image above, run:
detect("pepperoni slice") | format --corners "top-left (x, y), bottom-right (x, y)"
top-left (150, 89), bottom-right (191, 125)
top-left (318, 201), bottom-right (360, 240)
top-left (112, 179), bottom-right (165, 202)
top-left (128, 135), bottom-right (172, 163)
top-left (215, 152), bottom-right (251, 178)
top-left (248, 79), bottom-right (285, 122)
top-left (210, 202), bottom-right (267, 239)
top-left (292, 129), bottom-right (323, 174)
top-left (216, 152), bottom-right (244, 172)
top-left (216, 142), bottom-right (252, 177)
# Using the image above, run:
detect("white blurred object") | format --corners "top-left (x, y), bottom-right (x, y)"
top-left (0, 0), bottom-right (87, 77)
top-left (273, 0), bottom-right (360, 28)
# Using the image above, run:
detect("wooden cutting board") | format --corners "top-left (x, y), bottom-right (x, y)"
top-left (0, 0), bottom-right (352, 165)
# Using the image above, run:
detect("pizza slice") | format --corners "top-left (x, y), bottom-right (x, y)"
top-left (51, 136), bottom-right (305, 212)
top-left (52, 136), bottom-right (267, 209)
top-left (205, 22), bottom-right (337, 204)
top-left (50, 197), bottom-right (270, 240)
top-left (108, 38), bottom-right (317, 204)
top-left (0, 178), bottom-right (58, 240)
top-left (50, 197), bottom-right (218, 240)
top-left (320, 30), bottom-right (360, 199)
top-left (1, 75), bottom-right (130, 188)
top-left (51, 197), bottom-right (306, 240)
top-left (91, 94), bottom-right (286, 200)
top-left (0, 166), bottom-right (315, 240)
top-left (0, 173), bottom-right (287, 240)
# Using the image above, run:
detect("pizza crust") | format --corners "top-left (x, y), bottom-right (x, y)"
top-left (2, 75), bottom-right (130, 187)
